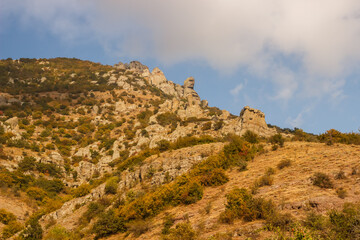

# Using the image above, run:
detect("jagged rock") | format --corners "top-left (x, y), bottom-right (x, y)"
top-left (92, 105), bottom-right (99, 115)
top-left (150, 67), bottom-right (167, 85)
top-left (142, 68), bottom-right (151, 77)
top-left (201, 100), bottom-right (208, 108)
top-left (115, 100), bottom-right (136, 113)
top-left (114, 62), bottom-right (126, 70)
top-left (238, 106), bottom-right (277, 137)
top-left (184, 77), bottom-right (195, 89)
top-left (183, 77), bottom-right (201, 105)
top-left (76, 161), bottom-right (95, 181)
top-left (74, 144), bottom-right (98, 158)
top-left (48, 152), bottom-right (64, 165)
top-left (177, 104), bottom-right (204, 119)
top-left (128, 61), bottom-right (149, 72)
top-left (5, 117), bottom-right (18, 129)
top-left (40, 184), bottom-right (105, 228)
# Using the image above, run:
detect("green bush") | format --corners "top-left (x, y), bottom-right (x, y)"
top-left (0, 208), bottom-right (16, 224)
top-left (1, 220), bottom-right (23, 239)
top-left (312, 172), bottom-right (333, 189)
top-left (277, 159), bottom-right (291, 169)
top-left (44, 225), bottom-right (80, 240)
top-left (200, 168), bottom-right (229, 186)
top-left (21, 218), bottom-right (43, 240)
top-left (201, 122), bottom-right (212, 131)
top-left (72, 184), bottom-right (91, 197)
top-left (162, 214), bottom-right (175, 235)
top-left (269, 133), bottom-right (285, 147)
top-left (163, 222), bottom-right (197, 240)
top-left (18, 156), bottom-right (36, 172)
top-left (156, 112), bottom-right (180, 127)
top-left (336, 188), bottom-right (347, 199)
top-left (213, 121), bottom-right (223, 131)
top-left (179, 181), bottom-right (203, 204)
top-left (224, 188), bottom-right (276, 222)
top-left (26, 187), bottom-right (48, 201)
top-left (80, 202), bottom-right (106, 224)
top-left (328, 203), bottom-right (360, 239)
top-left (105, 176), bottom-right (119, 195)
top-left (92, 210), bottom-right (127, 240)
top-left (243, 130), bottom-right (259, 144)
top-left (127, 219), bottom-right (151, 237)
top-left (304, 211), bottom-right (326, 231)
top-left (157, 140), bottom-right (171, 152)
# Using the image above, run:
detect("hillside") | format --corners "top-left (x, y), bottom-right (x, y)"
top-left (0, 58), bottom-right (360, 240)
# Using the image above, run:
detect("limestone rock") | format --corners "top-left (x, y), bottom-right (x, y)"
top-left (183, 77), bottom-right (201, 105)
top-left (150, 67), bottom-right (167, 85)
top-left (128, 61), bottom-right (148, 72)
top-left (238, 106), bottom-right (276, 137)
top-left (5, 117), bottom-right (18, 129)
top-left (184, 77), bottom-right (195, 89)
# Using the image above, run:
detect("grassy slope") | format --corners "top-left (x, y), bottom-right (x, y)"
top-left (107, 141), bottom-right (360, 239)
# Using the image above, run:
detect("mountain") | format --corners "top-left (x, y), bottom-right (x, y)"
top-left (0, 58), bottom-right (359, 240)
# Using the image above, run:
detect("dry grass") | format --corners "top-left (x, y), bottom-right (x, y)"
top-left (108, 141), bottom-right (360, 240)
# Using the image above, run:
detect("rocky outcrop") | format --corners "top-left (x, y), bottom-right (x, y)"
top-left (114, 61), bottom-right (148, 72)
top-left (118, 142), bottom-right (224, 190)
top-left (183, 77), bottom-right (201, 105)
top-left (238, 106), bottom-right (276, 136)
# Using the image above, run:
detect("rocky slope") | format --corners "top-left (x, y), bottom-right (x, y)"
top-left (0, 58), bottom-right (359, 240)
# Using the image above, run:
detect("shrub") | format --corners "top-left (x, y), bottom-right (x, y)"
top-left (162, 214), bottom-right (175, 235)
top-left (213, 121), bottom-right (223, 131)
top-left (127, 220), bottom-right (151, 237)
top-left (156, 112), bottom-right (180, 127)
top-left (201, 122), bottom-right (212, 131)
top-left (2, 220), bottom-right (23, 239)
top-left (304, 211), bottom-right (326, 231)
top-left (312, 172), bottom-right (333, 189)
top-left (335, 170), bottom-right (346, 180)
top-left (72, 183), bottom-right (91, 197)
top-left (179, 181), bottom-right (203, 204)
top-left (105, 176), bottom-right (119, 195)
top-left (224, 188), bottom-right (276, 222)
top-left (18, 156), bottom-right (36, 172)
top-left (80, 202), bottom-right (105, 224)
top-left (92, 210), bottom-right (127, 240)
top-left (163, 222), bottom-right (197, 240)
top-left (157, 139), bottom-right (171, 152)
top-left (336, 188), bottom-right (347, 199)
top-left (26, 187), bottom-right (48, 201)
top-left (269, 133), bottom-right (284, 147)
top-left (21, 218), bottom-right (43, 240)
top-left (219, 210), bottom-right (235, 224)
top-left (328, 203), bottom-right (360, 239)
top-left (243, 130), bottom-right (259, 144)
top-left (200, 168), bottom-right (229, 186)
top-left (0, 208), bottom-right (16, 224)
top-left (277, 159), bottom-right (291, 169)
top-left (44, 225), bottom-right (73, 240)
top-left (265, 212), bottom-right (293, 229)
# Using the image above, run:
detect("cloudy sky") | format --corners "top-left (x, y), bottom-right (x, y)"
top-left (1, 0), bottom-right (360, 133)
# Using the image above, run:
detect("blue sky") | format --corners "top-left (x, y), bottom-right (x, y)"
top-left (1, 0), bottom-right (360, 134)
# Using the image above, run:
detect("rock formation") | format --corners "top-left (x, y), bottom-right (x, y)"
top-left (238, 106), bottom-right (277, 137)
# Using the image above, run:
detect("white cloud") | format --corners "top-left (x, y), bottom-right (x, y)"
top-left (286, 105), bottom-right (314, 128)
top-left (230, 83), bottom-right (244, 97)
top-left (1, 0), bottom-right (360, 101)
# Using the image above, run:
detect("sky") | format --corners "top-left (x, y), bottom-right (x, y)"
top-left (1, 0), bottom-right (360, 134)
